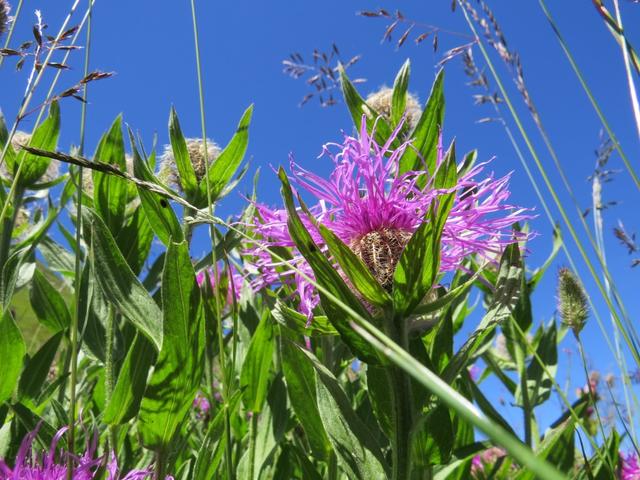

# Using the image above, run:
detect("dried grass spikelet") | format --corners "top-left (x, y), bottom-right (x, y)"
top-left (82, 153), bottom-right (133, 197)
top-left (158, 137), bottom-right (221, 191)
top-left (0, 0), bottom-right (10, 39)
top-left (557, 267), bottom-right (589, 336)
top-left (349, 227), bottom-right (413, 291)
top-left (365, 87), bottom-right (422, 133)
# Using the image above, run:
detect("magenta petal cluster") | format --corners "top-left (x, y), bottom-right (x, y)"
top-left (247, 117), bottom-right (531, 318)
top-left (621, 452), bottom-right (640, 480)
top-left (196, 265), bottom-right (243, 306)
top-left (0, 424), bottom-right (172, 480)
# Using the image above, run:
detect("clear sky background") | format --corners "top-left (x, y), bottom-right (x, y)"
top-left (2, 0), bottom-right (640, 444)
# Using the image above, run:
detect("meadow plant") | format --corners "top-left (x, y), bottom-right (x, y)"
top-left (0, 2), bottom-right (639, 480)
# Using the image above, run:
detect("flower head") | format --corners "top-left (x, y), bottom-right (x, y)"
top-left (247, 117), bottom-right (530, 318)
top-left (471, 447), bottom-right (514, 478)
top-left (196, 264), bottom-right (244, 307)
top-left (557, 267), bottom-right (589, 336)
top-left (366, 87), bottom-right (422, 134)
top-left (0, 424), bottom-right (100, 479)
top-left (621, 452), bottom-right (640, 480)
top-left (158, 138), bottom-right (221, 191)
top-left (0, 424), bottom-right (172, 480)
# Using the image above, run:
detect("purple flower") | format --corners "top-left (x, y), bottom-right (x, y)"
top-left (247, 117), bottom-right (531, 318)
top-left (193, 392), bottom-right (211, 419)
top-left (196, 265), bottom-right (243, 306)
top-left (621, 452), bottom-right (640, 480)
top-left (0, 424), bottom-right (100, 479)
top-left (0, 424), bottom-right (172, 480)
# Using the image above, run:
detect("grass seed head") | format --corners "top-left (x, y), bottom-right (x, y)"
top-left (557, 267), bottom-right (589, 336)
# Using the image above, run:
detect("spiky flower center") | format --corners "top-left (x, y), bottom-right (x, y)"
top-left (349, 227), bottom-right (413, 291)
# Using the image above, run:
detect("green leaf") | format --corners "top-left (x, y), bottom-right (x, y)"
top-left (139, 240), bottom-right (206, 448)
top-left (76, 263), bottom-right (106, 362)
top-left (391, 59), bottom-right (411, 126)
top-left (271, 301), bottom-right (337, 337)
top-left (412, 403), bottom-right (454, 465)
top-left (399, 69), bottom-right (444, 176)
top-left (1, 247), bottom-right (27, 312)
top-left (393, 142), bottom-right (456, 317)
top-left (16, 102), bottom-right (60, 187)
top-left (240, 312), bottom-right (275, 413)
top-left (18, 332), bottom-right (62, 400)
top-left (516, 321), bottom-right (558, 408)
top-left (115, 206), bottom-right (154, 275)
top-left (169, 107), bottom-right (199, 199)
top-left (366, 365), bottom-right (393, 438)
top-left (316, 223), bottom-right (391, 308)
top-left (278, 169), bottom-right (379, 363)
top-left (392, 221), bottom-right (440, 317)
top-left (339, 66), bottom-right (398, 148)
top-left (130, 130), bottom-right (184, 246)
top-left (103, 334), bottom-right (156, 424)
top-left (280, 337), bottom-right (331, 460)
top-left (442, 244), bottom-right (522, 383)
top-left (84, 207), bottom-right (163, 351)
top-left (305, 349), bottom-right (388, 479)
top-left (93, 115), bottom-right (128, 233)
top-left (0, 311), bottom-right (25, 404)
top-left (198, 105), bottom-right (253, 204)
top-left (29, 269), bottom-right (71, 333)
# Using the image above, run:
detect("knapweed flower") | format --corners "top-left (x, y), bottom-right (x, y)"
top-left (248, 118), bottom-right (530, 319)
top-left (158, 138), bottom-right (221, 191)
top-left (471, 447), bottom-right (514, 478)
top-left (621, 452), bottom-right (640, 480)
top-left (196, 265), bottom-right (243, 307)
top-left (0, 1), bottom-right (10, 39)
top-left (557, 267), bottom-right (589, 336)
top-left (366, 87), bottom-right (422, 134)
top-left (0, 424), bottom-right (172, 480)
top-left (0, 425), bottom-right (99, 479)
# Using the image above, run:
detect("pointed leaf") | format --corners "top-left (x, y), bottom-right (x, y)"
top-left (399, 69), bottom-right (444, 176)
top-left (93, 115), bottom-right (127, 233)
top-left (29, 269), bottom-right (71, 332)
top-left (0, 311), bottom-right (25, 403)
top-left (169, 107), bottom-right (198, 199)
top-left (84, 207), bottom-right (163, 351)
top-left (198, 105), bottom-right (253, 203)
top-left (139, 240), bottom-right (206, 448)
top-left (240, 313), bottom-right (275, 413)
top-left (391, 59), bottom-right (411, 126)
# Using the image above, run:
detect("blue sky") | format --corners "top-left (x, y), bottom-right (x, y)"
top-left (3, 0), bottom-right (640, 443)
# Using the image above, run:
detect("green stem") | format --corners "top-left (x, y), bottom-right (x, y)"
top-left (247, 412), bottom-right (258, 480)
top-left (155, 449), bottom-right (166, 480)
top-left (67, 3), bottom-right (92, 476)
top-left (387, 318), bottom-right (413, 480)
top-left (387, 366), bottom-right (413, 480)
top-left (105, 306), bottom-right (117, 452)
top-left (327, 451), bottom-right (338, 480)
top-left (0, 187), bottom-right (23, 279)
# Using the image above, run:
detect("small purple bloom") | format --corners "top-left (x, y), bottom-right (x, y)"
top-left (196, 264), bottom-right (244, 306)
top-left (621, 452), bottom-right (640, 480)
top-left (247, 117), bottom-right (531, 318)
top-left (193, 392), bottom-right (211, 419)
